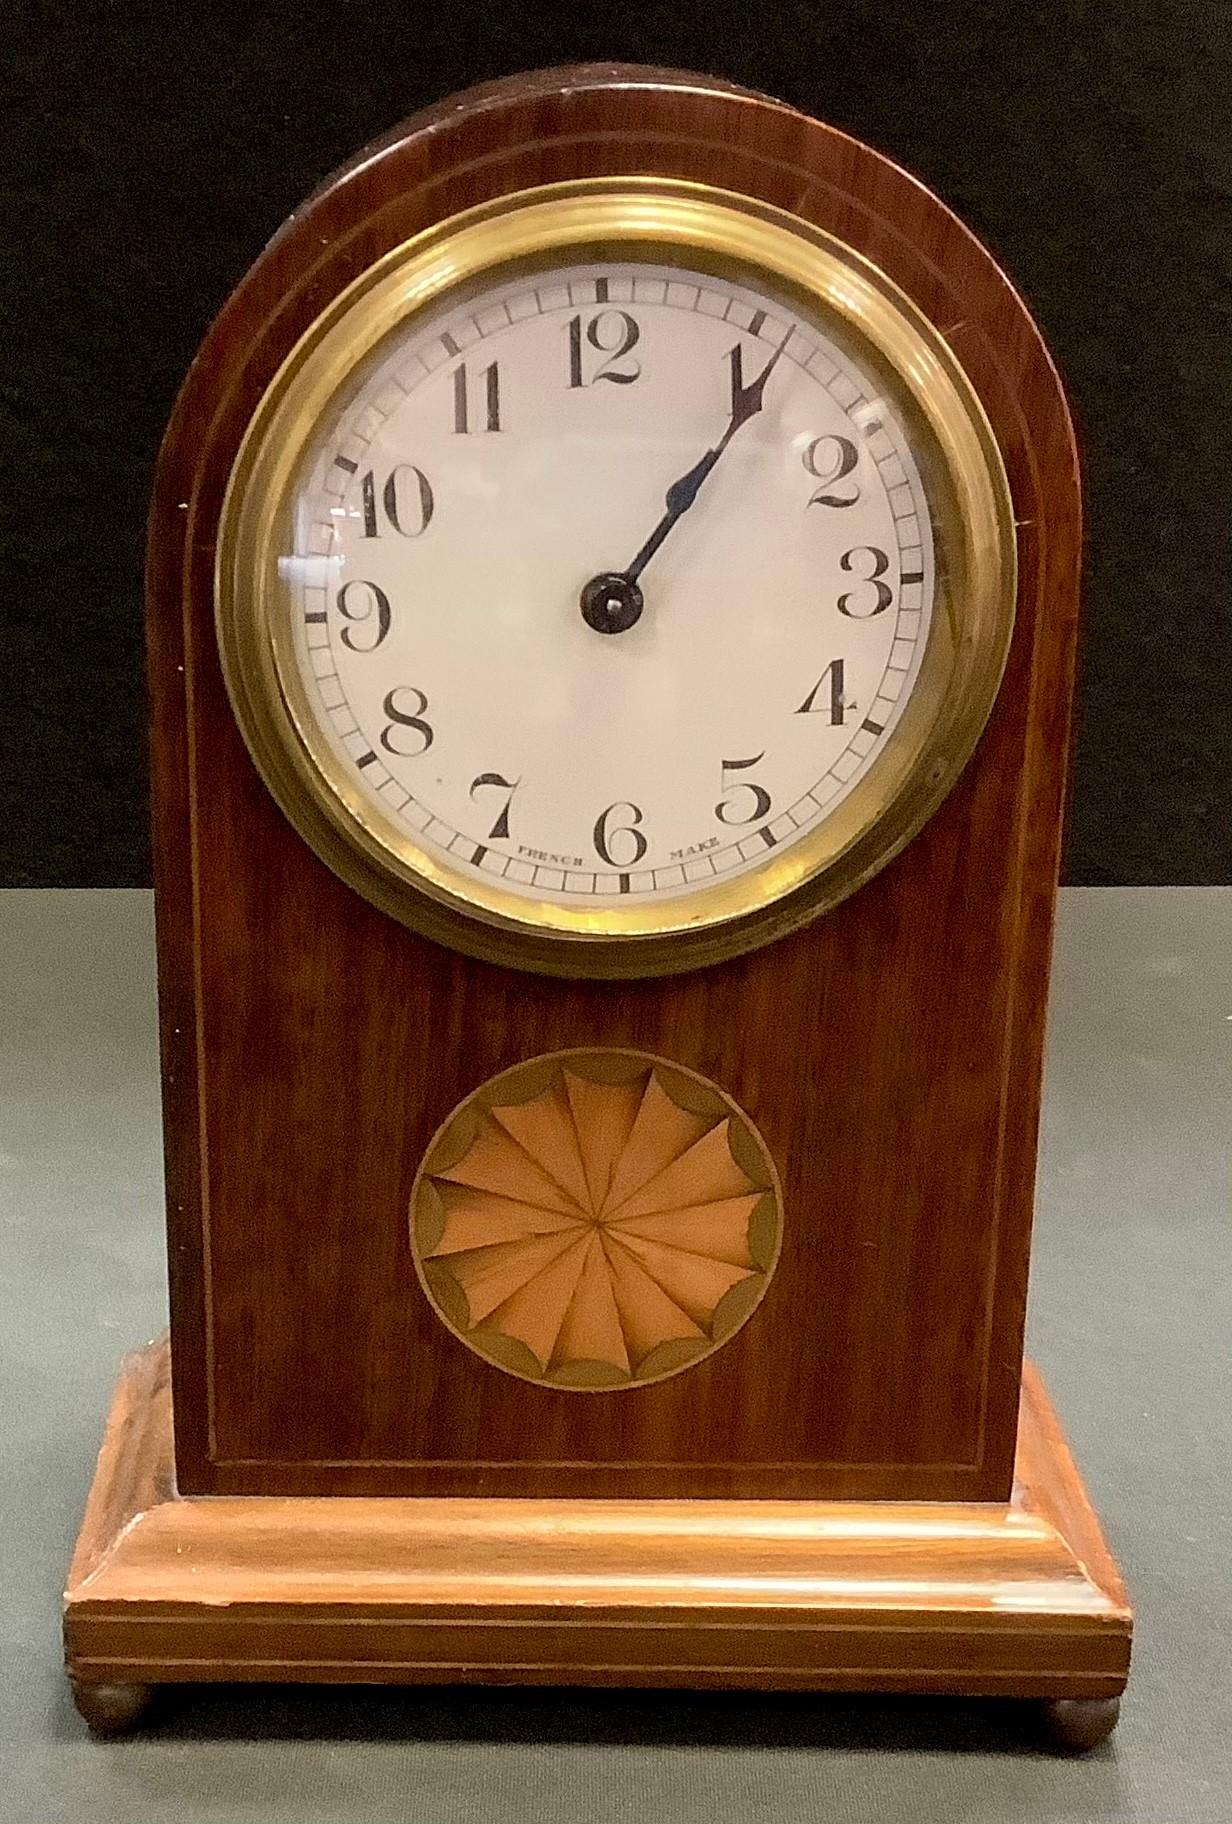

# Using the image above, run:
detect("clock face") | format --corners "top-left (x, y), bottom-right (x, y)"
top-left (285, 260), bottom-right (934, 908)
top-left (219, 185), bottom-right (1014, 973)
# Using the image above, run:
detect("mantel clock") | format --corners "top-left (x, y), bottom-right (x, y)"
top-left (64, 65), bottom-right (1131, 1746)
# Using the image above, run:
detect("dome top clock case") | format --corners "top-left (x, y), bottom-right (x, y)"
top-left (218, 178), bottom-right (1015, 975)
top-left (64, 66), bottom-right (1129, 1745)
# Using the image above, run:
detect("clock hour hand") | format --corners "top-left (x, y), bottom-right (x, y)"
top-left (579, 325), bottom-right (794, 635)
top-left (623, 445), bottom-right (722, 585)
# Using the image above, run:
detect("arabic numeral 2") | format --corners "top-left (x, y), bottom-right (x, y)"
top-left (567, 311), bottom-right (641, 386)
top-left (802, 435), bottom-right (859, 508)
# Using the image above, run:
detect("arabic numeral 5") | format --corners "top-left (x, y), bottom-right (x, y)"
top-left (715, 754), bottom-right (772, 825)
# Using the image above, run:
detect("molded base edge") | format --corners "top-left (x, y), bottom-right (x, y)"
top-left (64, 1338), bottom-right (1131, 1718)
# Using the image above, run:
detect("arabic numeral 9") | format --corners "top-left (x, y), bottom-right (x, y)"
top-left (336, 580), bottom-right (391, 652)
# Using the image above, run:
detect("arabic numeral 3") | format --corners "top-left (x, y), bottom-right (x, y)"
top-left (837, 547), bottom-right (893, 617)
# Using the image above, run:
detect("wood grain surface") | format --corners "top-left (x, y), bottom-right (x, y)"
top-left (63, 1339), bottom-right (1130, 1704)
top-left (411, 1050), bottom-right (782, 1391)
top-left (145, 66), bottom-right (1081, 1498)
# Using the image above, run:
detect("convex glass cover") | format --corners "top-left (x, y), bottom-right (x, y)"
top-left (218, 183), bottom-right (1015, 975)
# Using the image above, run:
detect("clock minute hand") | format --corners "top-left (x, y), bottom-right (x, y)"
top-left (623, 324), bottom-right (795, 586)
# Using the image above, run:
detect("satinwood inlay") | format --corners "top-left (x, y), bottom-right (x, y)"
top-left (410, 1050), bottom-right (783, 1389)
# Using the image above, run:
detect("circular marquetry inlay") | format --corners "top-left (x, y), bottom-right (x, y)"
top-left (409, 1049), bottom-right (783, 1390)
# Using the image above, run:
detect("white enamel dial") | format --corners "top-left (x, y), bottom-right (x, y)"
top-left (280, 259), bottom-right (936, 907)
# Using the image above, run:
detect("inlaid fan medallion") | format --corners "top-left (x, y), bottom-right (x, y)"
top-left (410, 1050), bottom-right (784, 1389)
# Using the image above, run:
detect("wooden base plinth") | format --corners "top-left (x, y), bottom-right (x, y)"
top-left (64, 1339), bottom-right (1130, 1740)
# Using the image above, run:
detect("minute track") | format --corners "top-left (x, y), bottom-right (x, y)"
top-left (287, 256), bottom-right (935, 909)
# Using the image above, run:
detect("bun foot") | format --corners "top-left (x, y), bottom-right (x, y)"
top-left (69, 1678), bottom-right (155, 1736)
top-left (1043, 1695), bottom-right (1121, 1751)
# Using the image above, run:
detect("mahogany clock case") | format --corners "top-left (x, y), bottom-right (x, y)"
top-left (145, 67), bottom-right (1080, 1502)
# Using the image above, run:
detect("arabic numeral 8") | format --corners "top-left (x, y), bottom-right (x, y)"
top-left (380, 686), bottom-right (434, 757)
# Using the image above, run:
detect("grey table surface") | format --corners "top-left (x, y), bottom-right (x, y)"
top-left (1, 886), bottom-right (1229, 1823)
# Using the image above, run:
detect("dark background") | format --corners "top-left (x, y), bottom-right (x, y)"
top-left (3, 1), bottom-right (1229, 887)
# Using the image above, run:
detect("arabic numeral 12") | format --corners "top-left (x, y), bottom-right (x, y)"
top-left (567, 311), bottom-right (641, 386)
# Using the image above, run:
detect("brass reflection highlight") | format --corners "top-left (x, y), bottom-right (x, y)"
top-left (217, 179), bottom-right (1016, 976)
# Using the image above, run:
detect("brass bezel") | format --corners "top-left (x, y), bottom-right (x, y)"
top-left (216, 178), bottom-right (1016, 978)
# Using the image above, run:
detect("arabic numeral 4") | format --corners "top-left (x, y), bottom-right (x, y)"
top-left (796, 657), bottom-right (851, 723)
